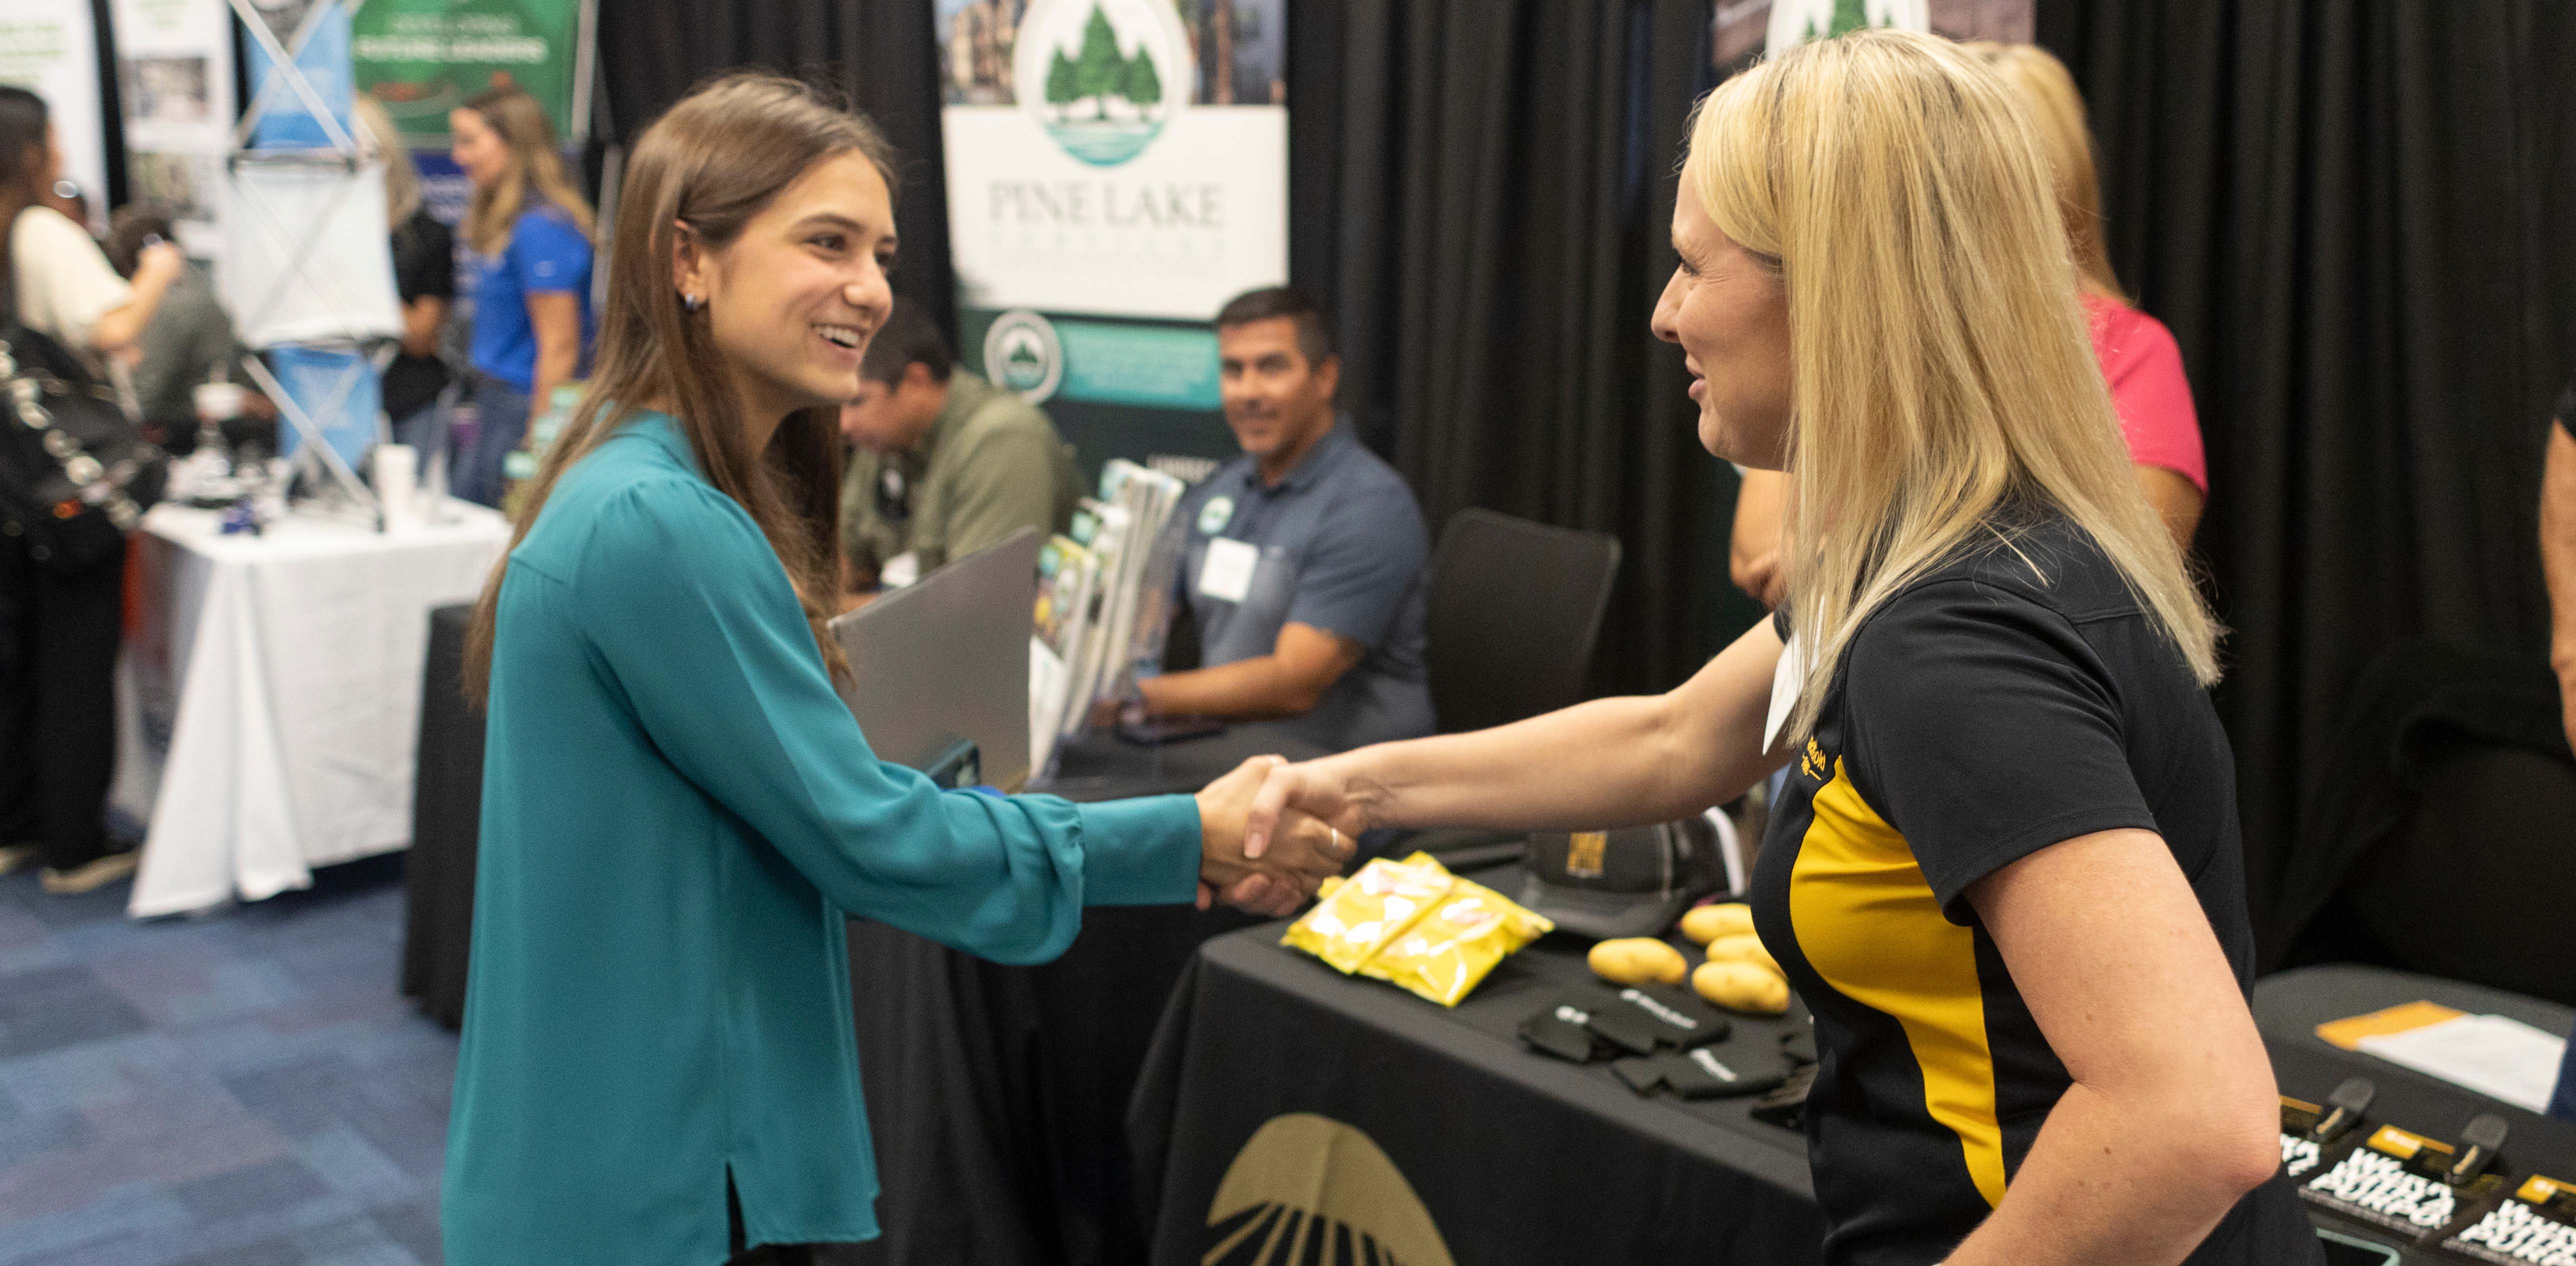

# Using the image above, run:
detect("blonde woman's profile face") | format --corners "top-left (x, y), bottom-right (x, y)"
top-left (1651, 184), bottom-right (1791, 468)
top-left (449, 108), bottom-right (508, 188)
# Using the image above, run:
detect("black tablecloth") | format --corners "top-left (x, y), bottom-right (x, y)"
top-left (2253, 966), bottom-right (2576, 1179)
top-left (842, 722), bottom-right (1333, 1266)
top-left (401, 602), bottom-right (483, 1028)
top-left (1130, 930), bottom-right (2576, 1266)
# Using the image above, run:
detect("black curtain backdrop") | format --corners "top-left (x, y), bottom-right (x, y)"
top-left (2035, 2), bottom-right (2576, 958)
top-left (1291, 0), bottom-right (1722, 696)
top-left (594, 2), bottom-right (959, 340)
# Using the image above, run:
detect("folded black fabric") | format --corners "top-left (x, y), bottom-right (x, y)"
top-left (1610, 984), bottom-right (1733, 1050)
top-left (1519, 999), bottom-right (1608, 1064)
top-left (1584, 999), bottom-right (1667, 1056)
top-left (1661, 1042), bottom-right (1793, 1100)
top-left (1612, 1056), bottom-right (1668, 1096)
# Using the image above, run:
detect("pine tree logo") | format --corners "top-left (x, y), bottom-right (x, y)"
top-left (1765, 0), bottom-right (1927, 53)
top-left (1016, 0), bottom-right (1192, 166)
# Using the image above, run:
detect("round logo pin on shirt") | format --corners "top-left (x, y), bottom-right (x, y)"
top-left (1197, 496), bottom-right (1235, 536)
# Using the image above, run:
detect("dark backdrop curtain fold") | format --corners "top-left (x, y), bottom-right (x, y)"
top-left (594, 1), bottom-right (959, 337)
top-left (2036, 1), bottom-right (2576, 960)
top-left (1294, 0), bottom-right (1720, 696)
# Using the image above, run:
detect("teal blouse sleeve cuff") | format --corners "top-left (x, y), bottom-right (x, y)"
top-left (1075, 794), bottom-right (1203, 907)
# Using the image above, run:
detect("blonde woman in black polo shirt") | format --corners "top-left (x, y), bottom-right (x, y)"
top-left (1239, 30), bottom-right (2317, 1266)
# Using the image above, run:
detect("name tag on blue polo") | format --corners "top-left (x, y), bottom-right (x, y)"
top-left (1197, 537), bottom-right (1260, 604)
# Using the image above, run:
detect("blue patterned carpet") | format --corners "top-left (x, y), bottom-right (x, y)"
top-left (0, 856), bottom-right (452, 1266)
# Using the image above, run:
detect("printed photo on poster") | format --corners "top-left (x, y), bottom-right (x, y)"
top-left (128, 151), bottom-right (221, 226)
top-left (942, 0), bottom-right (1284, 107)
top-left (123, 56), bottom-right (213, 126)
top-left (115, 0), bottom-right (237, 254)
top-left (1713, 0), bottom-right (2034, 72)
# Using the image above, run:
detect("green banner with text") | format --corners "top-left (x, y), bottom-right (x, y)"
top-left (351, 0), bottom-right (584, 146)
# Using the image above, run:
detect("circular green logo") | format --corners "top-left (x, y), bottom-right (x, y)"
top-left (983, 310), bottom-right (1065, 402)
top-left (1197, 496), bottom-right (1235, 536)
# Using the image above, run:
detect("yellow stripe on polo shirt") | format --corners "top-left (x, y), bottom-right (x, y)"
top-left (1790, 758), bottom-right (2009, 1208)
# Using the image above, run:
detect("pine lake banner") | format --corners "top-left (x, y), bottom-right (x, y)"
top-left (935, 0), bottom-right (1289, 474)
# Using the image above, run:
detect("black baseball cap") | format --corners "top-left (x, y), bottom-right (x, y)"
top-left (1502, 814), bottom-right (1732, 941)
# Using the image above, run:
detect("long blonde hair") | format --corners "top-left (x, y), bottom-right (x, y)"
top-left (463, 74), bottom-right (895, 702)
top-left (1963, 40), bottom-right (2122, 300)
top-left (457, 84), bottom-right (595, 256)
top-left (350, 92), bottom-right (421, 228)
top-left (1689, 30), bottom-right (2219, 739)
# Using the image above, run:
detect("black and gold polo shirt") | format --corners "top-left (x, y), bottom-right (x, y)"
top-left (1749, 512), bottom-right (2319, 1266)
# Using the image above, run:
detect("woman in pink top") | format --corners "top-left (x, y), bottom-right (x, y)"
top-left (1730, 42), bottom-right (2205, 607)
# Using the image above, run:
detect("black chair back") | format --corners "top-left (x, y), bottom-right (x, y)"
top-left (1424, 508), bottom-right (1621, 734)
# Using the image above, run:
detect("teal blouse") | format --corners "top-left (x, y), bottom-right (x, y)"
top-left (441, 412), bottom-right (1201, 1264)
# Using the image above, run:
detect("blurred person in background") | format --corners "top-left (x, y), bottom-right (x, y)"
top-left (1727, 42), bottom-right (2206, 608)
top-left (354, 92), bottom-right (456, 464)
top-left (449, 84), bottom-right (592, 508)
top-left (837, 296), bottom-right (1080, 603)
top-left (1, 86), bottom-right (185, 893)
top-left (105, 204), bottom-right (249, 454)
top-left (1110, 286), bottom-right (1435, 752)
top-left (2548, 386), bottom-right (2576, 1122)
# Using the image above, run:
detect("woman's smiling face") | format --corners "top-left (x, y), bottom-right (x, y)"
top-left (676, 150), bottom-right (897, 425)
top-left (1651, 182), bottom-right (1793, 468)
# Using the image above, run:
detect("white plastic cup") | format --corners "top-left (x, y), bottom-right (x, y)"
top-left (374, 444), bottom-right (418, 532)
top-left (194, 381), bottom-right (246, 423)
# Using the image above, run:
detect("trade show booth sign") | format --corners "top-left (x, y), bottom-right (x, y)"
top-left (350, 0), bottom-right (590, 146)
top-left (2, 0), bottom-right (110, 230)
top-left (934, 0), bottom-right (1289, 475)
top-left (113, 0), bottom-right (239, 256)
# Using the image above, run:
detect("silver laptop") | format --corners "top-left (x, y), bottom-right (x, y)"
top-left (827, 528), bottom-right (1040, 792)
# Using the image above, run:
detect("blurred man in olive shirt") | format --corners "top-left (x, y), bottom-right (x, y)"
top-left (839, 300), bottom-right (1081, 601)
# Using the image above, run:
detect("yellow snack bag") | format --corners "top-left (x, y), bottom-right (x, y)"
top-left (1281, 853), bottom-right (1456, 974)
top-left (1285, 854), bottom-right (1554, 1006)
top-left (1369, 876), bottom-right (1555, 1006)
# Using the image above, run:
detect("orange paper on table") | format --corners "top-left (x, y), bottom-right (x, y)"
top-left (2315, 1000), bottom-right (2465, 1051)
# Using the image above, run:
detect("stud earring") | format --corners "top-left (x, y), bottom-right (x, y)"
top-left (682, 292), bottom-right (703, 312)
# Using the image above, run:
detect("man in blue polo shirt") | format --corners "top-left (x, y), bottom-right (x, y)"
top-left (1121, 287), bottom-right (1435, 750)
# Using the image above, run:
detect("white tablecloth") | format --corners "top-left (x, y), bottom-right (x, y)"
top-left (112, 502), bottom-right (510, 916)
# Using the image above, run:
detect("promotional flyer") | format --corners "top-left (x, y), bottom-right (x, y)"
top-left (113, 0), bottom-right (239, 256)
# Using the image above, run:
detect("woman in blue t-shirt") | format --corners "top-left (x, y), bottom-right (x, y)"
top-left (450, 84), bottom-right (594, 508)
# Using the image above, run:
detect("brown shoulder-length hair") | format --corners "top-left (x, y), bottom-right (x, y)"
top-left (462, 72), bottom-right (899, 702)
top-left (457, 84), bottom-right (596, 256)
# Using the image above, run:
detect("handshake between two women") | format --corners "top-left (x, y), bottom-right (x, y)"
top-left (1189, 756), bottom-right (1358, 917)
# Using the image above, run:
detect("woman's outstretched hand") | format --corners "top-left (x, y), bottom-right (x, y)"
top-left (1193, 756), bottom-right (1355, 917)
top-left (1238, 756), bottom-right (1369, 868)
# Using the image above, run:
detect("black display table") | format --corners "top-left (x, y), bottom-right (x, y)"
top-left (401, 602), bottom-right (483, 1028)
top-left (1129, 926), bottom-right (2576, 1266)
top-left (841, 722), bottom-right (1333, 1266)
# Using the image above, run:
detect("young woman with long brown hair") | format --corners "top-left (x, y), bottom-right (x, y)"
top-left (440, 74), bottom-right (1345, 1266)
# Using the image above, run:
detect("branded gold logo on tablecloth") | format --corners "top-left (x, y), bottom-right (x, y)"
top-left (1204, 1114), bottom-right (1454, 1266)
top-left (1564, 832), bottom-right (1608, 880)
